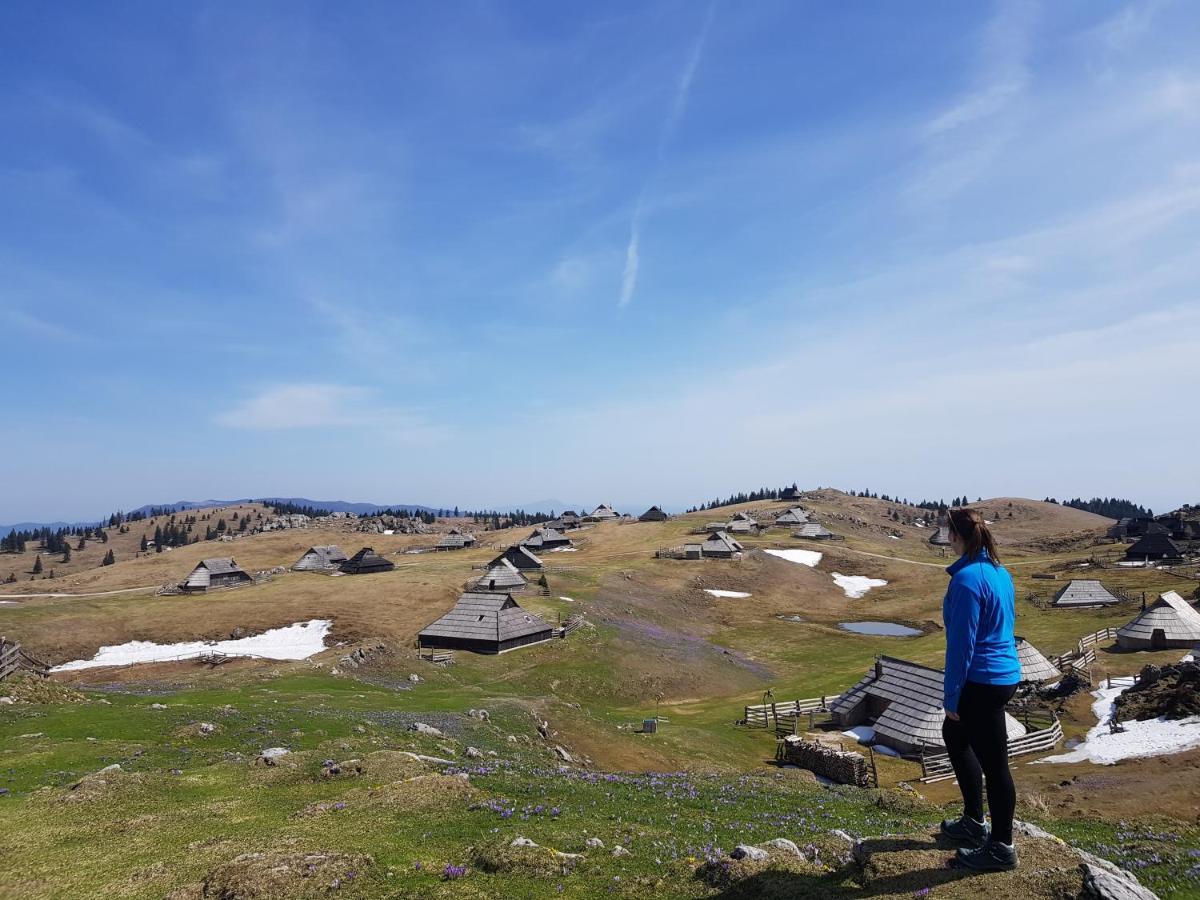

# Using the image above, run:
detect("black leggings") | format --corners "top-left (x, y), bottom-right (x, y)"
top-left (942, 680), bottom-right (1018, 844)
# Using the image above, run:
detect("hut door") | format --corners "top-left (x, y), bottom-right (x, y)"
top-left (1151, 628), bottom-right (1166, 650)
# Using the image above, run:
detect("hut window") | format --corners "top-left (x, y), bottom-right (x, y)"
top-left (477, 615), bottom-right (485, 621)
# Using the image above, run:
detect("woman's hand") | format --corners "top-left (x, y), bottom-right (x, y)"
top-left (945, 710), bottom-right (960, 721)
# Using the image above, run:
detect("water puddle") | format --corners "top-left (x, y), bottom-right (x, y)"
top-left (837, 621), bottom-right (921, 637)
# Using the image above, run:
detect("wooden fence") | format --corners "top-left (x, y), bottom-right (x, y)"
top-left (417, 647), bottom-right (454, 664)
top-left (919, 708), bottom-right (1063, 782)
top-left (744, 695), bottom-right (840, 729)
top-left (556, 615), bottom-right (586, 639)
top-left (0, 638), bottom-right (49, 682)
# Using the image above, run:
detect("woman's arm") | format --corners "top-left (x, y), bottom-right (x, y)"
top-left (944, 578), bottom-right (981, 715)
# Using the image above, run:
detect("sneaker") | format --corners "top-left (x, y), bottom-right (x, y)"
top-left (955, 839), bottom-right (1018, 872)
top-left (940, 815), bottom-right (990, 847)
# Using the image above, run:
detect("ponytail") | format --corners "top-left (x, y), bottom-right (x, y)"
top-left (947, 507), bottom-right (1001, 564)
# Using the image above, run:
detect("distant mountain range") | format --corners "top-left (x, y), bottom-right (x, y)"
top-left (0, 496), bottom-right (603, 538)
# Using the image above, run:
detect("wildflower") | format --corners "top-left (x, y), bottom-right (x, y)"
top-left (914, 889), bottom-right (931, 898)
top-left (443, 864), bottom-right (467, 880)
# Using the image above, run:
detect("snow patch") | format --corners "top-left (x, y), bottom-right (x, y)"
top-left (50, 620), bottom-right (332, 672)
top-left (1035, 684), bottom-right (1200, 765)
top-left (559, 596), bottom-right (576, 602)
top-left (547, 547), bottom-right (578, 553)
top-left (889, 535), bottom-right (900, 541)
top-left (704, 589), bottom-right (752, 599)
top-left (764, 548), bottom-right (822, 567)
top-left (842, 725), bottom-right (875, 743)
top-left (830, 573), bottom-right (888, 599)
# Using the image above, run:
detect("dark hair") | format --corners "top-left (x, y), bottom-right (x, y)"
top-left (947, 508), bottom-right (1001, 564)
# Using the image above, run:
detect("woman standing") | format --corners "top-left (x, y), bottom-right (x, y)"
top-left (938, 507), bottom-right (1022, 871)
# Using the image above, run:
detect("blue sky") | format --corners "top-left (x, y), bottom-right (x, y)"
top-left (2, 1), bottom-right (1198, 522)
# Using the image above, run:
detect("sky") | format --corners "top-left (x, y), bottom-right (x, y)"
top-left (2, 0), bottom-right (1199, 522)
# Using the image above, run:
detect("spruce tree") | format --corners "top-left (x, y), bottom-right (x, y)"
top-left (62, 544), bottom-right (71, 563)
top-left (102, 549), bottom-right (115, 566)
top-left (32, 554), bottom-right (43, 575)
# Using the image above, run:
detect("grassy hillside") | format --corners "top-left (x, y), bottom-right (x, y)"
top-left (1, 490), bottom-right (1198, 897)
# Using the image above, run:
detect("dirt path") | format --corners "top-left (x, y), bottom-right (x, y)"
top-left (0, 585), bottom-right (160, 600)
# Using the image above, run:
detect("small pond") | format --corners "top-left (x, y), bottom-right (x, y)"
top-left (838, 621), bottom-right (921, 637)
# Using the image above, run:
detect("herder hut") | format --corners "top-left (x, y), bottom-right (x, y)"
top-left (830, 656), bottom-right (1026, 756)
top-left (1123, 533), bottom-right (1185, 563)
top-left (521, 527), bottom-right (572, 551)
top-left (728, 512), bottom-right (759, 534)
top-left (701, 531), bottom-right (744, 559)
top-left (928, 526), bottom-right (952, 547)
top-left (292, 545), bottom-right (349, 572)
top-left (794, 523), bottom-right (835, 540)
top-left (182, 558), bottom-right (253, 592)
top-left (436, 528), bottom-right (477, 551)
top-left (1015, 637), bottom-right (1061, 684)
top-left (639, 506), bottom-right (670, 522)
top-left (775, 507), bottom-right (809, 526)
top-left (1052, 580), bottom-right (1121, 609)
top-left (491, 545), bottom-right (543, 571)
top-left (586, 504), bottom-right (619, 521)
top-left (548, 511), bottom-right (583, 531)
top-left (1116, 591), bottom-right (1200, 651)
top-left (780, 485), bottom-right (803, 501)
top-left (473, 560), bottom-right (527, 593)
top-left (418, 592), bottom-right (554, 654)
top-left (339, 547), bottom-right (395, 575)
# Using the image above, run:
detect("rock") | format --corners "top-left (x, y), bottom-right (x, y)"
top-left (436, 744), bottom-right (457, 756)
top-left (411, 723), bottom-right (443, 738)
top-left (408, 674), bottom-right (422, 683)
top-left (467, 708), bottom-right (490, 721)
top-left (764, 838), bottom-right (801, 856)
top-left (465, 747), bottom-right (483, 759)
top-left (0, 697), bottom-right (15, 705)
top-left (1014, 820), bottom-right (1065, 844)
top-left (730, 845), bottom-right (767, 862)
top-left (98, 764), bottom-right (122, 774)
top-left (198, 723), bottom-right (215, 735)
top-left (487, 750), bottom-right (498, 757)
top-left (260, 747), bottom-right (290, 760)
top-left (507, 735), bottom-right (519, 744)
top-left (230, 626), bottom-right (245, 639)
top-left (553, 745), bottom-right (573, 763)
top-left (537, 721), bottom-right (549, 739)
top-left (149, 703), bottom-right (168, 710)
top-left (353, 724), bottom-right (367, 734)
top-left (1080, 863), bottom-right (1161, 900)
top-left (511, 837), bottom-right (538, 848)
top-left (585, 837), bottom-right (604, 850)
top-left (612, 846), bottom-right (631, 858)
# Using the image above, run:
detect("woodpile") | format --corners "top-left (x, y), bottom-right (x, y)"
top-left (777, 735), bottom-right (871, 787)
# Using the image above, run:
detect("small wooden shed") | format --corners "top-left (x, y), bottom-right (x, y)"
top-left (182, 558), bottom-right (253, 592)
top-left (1052, 580), bottom-right (1121, 609)
top-left (292, 545), bottom-right (348, 572)
top-left (339, 547), bottom-right (395, 575)
top-left (473, 560), bottom-right (527, 593)
top-left (1116, 591), bottom-right (1200, 650)
top-left (780, 486), bottom-right (803, 501)
top-left (1015, 637), bottom-right (1061, 684)
top-left (491, 545), bottom-right (544, 571)
top-left (520, 527), bottom-right (572, 551)
top-left (928, 526), bottom-right (952, 547)
top-left (638, 506), bottom-right (670, 522)
top-left (831, 656), bottom-right (1025, 756)
top-left (794, 523), bottom-right (835, 540)
top-left (418, 592), bottom-right (554, 654)
top-left (701, 530), bottom-right (743, 559)
top-left (586, 504), bottom-right (619, 521)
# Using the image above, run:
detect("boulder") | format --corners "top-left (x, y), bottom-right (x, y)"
top-left (1080, 863), bottom-right (1161, 900)
top-left (465, 747), bottom-right (483, 759)
top-left (585, 837), bottom-right (604, 850)
top-left (410, 723), bottom-right (443, 738)
top-left (511, 837), bottom-right (538, 848)
top-left (612, 845), bottom-right (631, 858)
top-left (730, 845), bottom-right (768, 862)
top-left (553, 745), bottom-right (573, 763)
top-left (764, 838), bottom-right (801, 856)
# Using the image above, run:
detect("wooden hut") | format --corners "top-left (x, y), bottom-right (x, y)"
top-left (831, 656), bottom-right (1025, 756)
top-left (548, 511), bottom-right (583, 531)
top-left (436, 528), bottom-right (477, 551)
top-left (1052, 579), bottom-right (1121, 609)
top-left (418, 592), bottom-right (554, 654)
top-left (182, 558), bottom-right (253, 592)
top-left (1015, 637), bottom-right (1061, 684)
top-left (491, 545), bottom-right (543, 571)
top-left (585, 504), bottom-right (619, 521)
top-left (1116, 591), bottom-right (1200, 650)
top-left (520, 527), bottom-right (572, 551)
top-left (638, 506), bottom-right (670, 522)
top-left (1123, 533), bottom-right (1185, 563)
top-left (774, 507), bottom-right (809, 526)
top-left (700, 530), bottom-right (743, 559)
top-left (292, 545), bottom-right (349, 572)
top-left (780, 486), bottom-right (803, 501)
top-left (339, 547), bottom-right (395, 575)
top-left (727, 512), bottom-right (759, 534)
top-left (473, 560), bottom-right (527, 593)
top-left (928, 526), bottom-right (952, 547)
top-left (794, 523), bottom-right (835, 540)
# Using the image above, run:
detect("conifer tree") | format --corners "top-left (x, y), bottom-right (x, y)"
top-left (102, 549), bottom-right (115, 566)
top-left (62, 544), bottom-right (71, 563)
top-left (32, 554), bottom-right (43, 575)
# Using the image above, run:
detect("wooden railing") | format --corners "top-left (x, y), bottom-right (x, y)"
top-left (920, 710), bottom-right (1063, 782)
top-left (744, 695), bottom-right (840, 729)
top-left (0, 639), bottom-right (49, 681)
top-left (557, 615), bottom-right (586, 638)
top-left (417, 647), bottom-right (454, 664)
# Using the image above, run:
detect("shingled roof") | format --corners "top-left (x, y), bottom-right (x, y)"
top-left (701, 530), bottom-right (743, 555)
top-left (293, 545), bottom-right (348, 570)
top-left (638, 505), bottom-right (669, 522)
top-left (794, 523), bottom-right (834, 539)
top-left (339, 547), bottom-right (395, 574)
top-left (1117, 591), bottom-right (1200, 650)
top-left (418, 592), bottom-right (553, 650)
top-left (491, 545), bottom-right (543, 570)
top-left (831, 656), bottom-right (1024, 753)
top-left (775, 507), bottom-right (809, 525)
top-left (1015, 637), bottom-right (1062, 683)
top-left (1125, 533), bottom-right (1185, 561)
top-left (1052, 579), bottom-right (1121, 608)
top-left (436, 530), bottom-right (476, 549)
top-left (587, 504), bottom-right (619, 520)
top-left (928, 526), bottom-right (952, 546)
top-left (473, 560), bottom-right (527, 592)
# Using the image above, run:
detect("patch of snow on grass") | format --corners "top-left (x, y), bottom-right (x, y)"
top-left (842, 725), bottom-right (875, 743)
top-left (547, 547), bottom-right (578, 552)
top-left (704, 589), bottom-right (751, 598)
top-left (889, 535), bottom-right (900, 540)
top-left (830, 573), bottom-right (888, 599)
top-left (50, 620), bottom-right (332, 672)
top-left (1035, 685), bottom-right (1200, 765)
top-left (559, 596), bottom-right (576, 602)
top-left (764, 548), bottom-right (822, 567)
